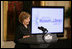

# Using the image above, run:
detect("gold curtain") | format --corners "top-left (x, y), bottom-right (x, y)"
top-left (40, 1), bottom-right (45, 6)
top-left (4, 1), bottom-right (8, 41)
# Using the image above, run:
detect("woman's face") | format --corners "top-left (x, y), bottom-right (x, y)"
top-left (23, 17), bottom-right (30, 25)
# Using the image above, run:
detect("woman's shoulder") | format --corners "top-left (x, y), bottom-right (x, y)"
top-left (18, 23), bottom-right (27, 30)
top-left (16, 23), bottom-right (23, 29)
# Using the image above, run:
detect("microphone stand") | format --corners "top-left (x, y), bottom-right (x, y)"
top-left (42, 30), bottom-right (48, 43)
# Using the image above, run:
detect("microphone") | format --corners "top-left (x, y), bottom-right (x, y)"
top-left (38, 26), bottom-right (48, 33)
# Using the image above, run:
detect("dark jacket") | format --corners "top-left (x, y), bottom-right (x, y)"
top-left (14, 23), bottom-right (31, 43)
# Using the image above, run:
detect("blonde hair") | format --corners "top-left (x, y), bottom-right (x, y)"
top-left (19, 11), bottom-right (30, 23)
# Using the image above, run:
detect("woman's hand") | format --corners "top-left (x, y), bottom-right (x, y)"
top-left (23, 35), bottom-right (30, 38)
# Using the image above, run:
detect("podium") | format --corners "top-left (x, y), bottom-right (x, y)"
top-left (18, 34), bottom-right (58, 48)
top-left (18, 34), bottom-right (58, 44)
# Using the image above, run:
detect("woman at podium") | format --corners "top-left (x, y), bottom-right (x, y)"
top-left (14, 11), bottom-right (31, 48)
